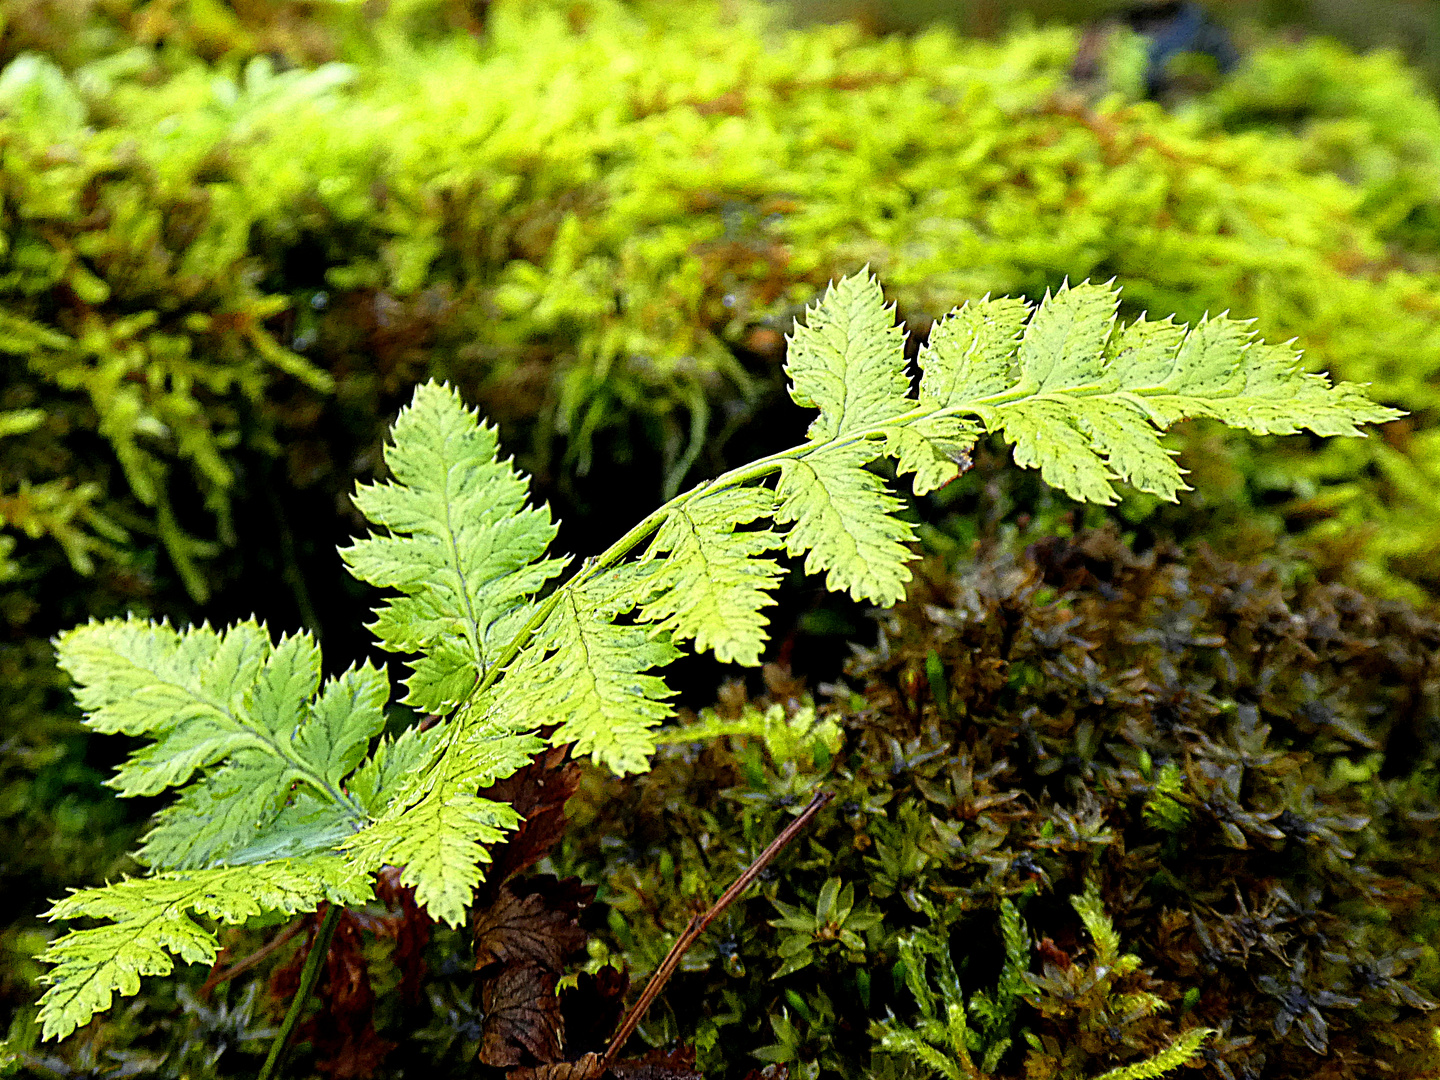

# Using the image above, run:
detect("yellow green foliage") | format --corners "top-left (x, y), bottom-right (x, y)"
top-left (2, 0), bottom-right (1440, 608)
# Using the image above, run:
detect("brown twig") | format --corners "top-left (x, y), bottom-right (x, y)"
top-left (599, 788), bottom-right (835, 1071)
top-left (198, 917), bottom-right (306, 999)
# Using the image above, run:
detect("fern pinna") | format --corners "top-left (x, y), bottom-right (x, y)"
top-left (35, 274), bottom-right (1398, 1047)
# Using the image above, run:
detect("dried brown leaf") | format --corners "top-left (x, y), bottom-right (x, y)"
top-left (480, 744), bottom-right (583, 889)
top-left (508, 1051), bottom-right (607, 1080)
top-left (473, 878), bottom-right (593, 974)
top-left (479, 962), bottom-right (566, 1067)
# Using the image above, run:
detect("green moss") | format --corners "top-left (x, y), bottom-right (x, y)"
top-left (563, 530), bottom-right (1440, 1080)
top-left (11, 531), bottom-right (1440, 1077)
top-left (4, 1), bottom-right (1440, 609)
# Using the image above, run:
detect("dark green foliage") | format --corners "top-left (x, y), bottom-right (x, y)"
top-left (10, 530), bottom-right (1439, 1077)
top-left (560, 530), bottom-right (1440, 1080)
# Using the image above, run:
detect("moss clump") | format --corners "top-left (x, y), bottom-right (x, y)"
top-left (563, 529), bottom-right (1440, 1080)
top-left (8, 542), bottom-right (1438, 1077)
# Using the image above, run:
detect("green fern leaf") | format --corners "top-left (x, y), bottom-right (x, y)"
top-left (346, 724), bottom-right (445, 815)
top-left (996, 396), bottom-right (1136, 505)
top-left (785, 269), bottom-right (911, 440)
top-left (918, 296), bottom-right (1031, 404)
top-left (138, 760), bottom-right (295, 870)
top-left (775, 444), bottom-right (915, 606)
top-left (922, 281), bottom-right (1404, 504)
top-left (342, 699), bottom-right (542, 926)
top-left (1019, 278), bottom-right (1118, 391)
top-left (341, 381), bottom-right (568, 714)
top-left (509, 572), bottom-right (680, 773)
top-left (35, 855), bottom-right (371, 1041)
top-left (55, 619), bottom-right (386, 870)
top-left (337, 384), bottom-right (680, 925)
top-left (57, 618), bottom-right (263, 743)
top-left (635, 485), bottom-right (785, 665)
top-left (883, 412), bottom-right (979, 496)
top-left (361, 787), bottom-right (518, 929)
top-left (140, 662), bottom-right (389, 869)
top-left (1119, 315), bottom-right (1398, 436)
top-left (293, 662), bottom-right (393, 786)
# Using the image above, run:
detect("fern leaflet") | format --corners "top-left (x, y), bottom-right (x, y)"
top-left (341, 696), bottom-right (538, 922)
top-left (634, 486), bottom-right (785, 666)
top-left (36, 856), bottom-right (371, 1041)
top-left (339, 381), bottom-right (568, 713)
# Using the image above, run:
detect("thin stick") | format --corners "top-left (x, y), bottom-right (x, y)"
top-left (258, 903), bottom-right (342, 1080)
top-left (600, 789), bottom-right (834, 1071)
top-left (199, 918), bottom-right (305, 1000)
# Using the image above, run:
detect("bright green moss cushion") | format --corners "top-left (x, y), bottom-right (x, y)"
top-left (2, 0), bottom-right (1439, 608)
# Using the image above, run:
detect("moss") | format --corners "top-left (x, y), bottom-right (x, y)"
top-left (563, 529), bottom-right (1440, 1080)
top-left (4, 1), bottom-right (1440, 612)
top-left (10, 532), bottom-right (1440, 1077)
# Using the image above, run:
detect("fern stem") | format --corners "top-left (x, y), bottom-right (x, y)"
top-left (471, 403), bottom-right (942, 700)
top-left (258, 904), bottom-right (341, 1080)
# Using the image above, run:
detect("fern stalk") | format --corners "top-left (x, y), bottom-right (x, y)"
top-left (458, 405), bottom-right (931, 728)
top-left (258, 904), bottom-right (342, 1080)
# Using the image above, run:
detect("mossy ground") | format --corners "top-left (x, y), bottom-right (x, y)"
top-left (4, 2), bottom-right (1440, 1076)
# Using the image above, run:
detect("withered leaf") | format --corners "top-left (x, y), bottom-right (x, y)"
top-left (508, 1051), bottom-right (607, 1080)
top-left (473, 878), bottom-right (593, 974)
top-left (480, 744), bottom-right (583, 889)
top-left (479, 963), bottom-right (566, 1067)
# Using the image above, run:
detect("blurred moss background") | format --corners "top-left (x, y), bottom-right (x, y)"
top-left (785, 0), bottom-right (1440, 84)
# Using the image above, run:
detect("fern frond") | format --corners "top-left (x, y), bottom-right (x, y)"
top-left (784, 269), bottom-right (911, 441)
top-left (341, 698), bottom-right (541, 927)
top-left (55, 618), bottom-right (388, 871)
top-left (884, 412), bottom-right (979, 496)
top-left (43, 268), bottom-right (1401, 1035)
top-left (346, 724), bottom-right (446, 815)
top-left (923, 280), bottom-right (1403, 504)
top-left (35, 855), bottom-right (371, 1041)
top-left (141, 665), bottom-right (391, 869)
top-left (508, 572), bottom-right (680, 773)
top-left (329, 276), bottom-right (1394, 923)
top-left (775, 444), bottom-right (915, 606)
top-left (340, 381), bottom-right (568, 714)
top-left (918, 296), bottom-right (1032, 404)
top-left (634, 486), bottom-right (785, 666)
